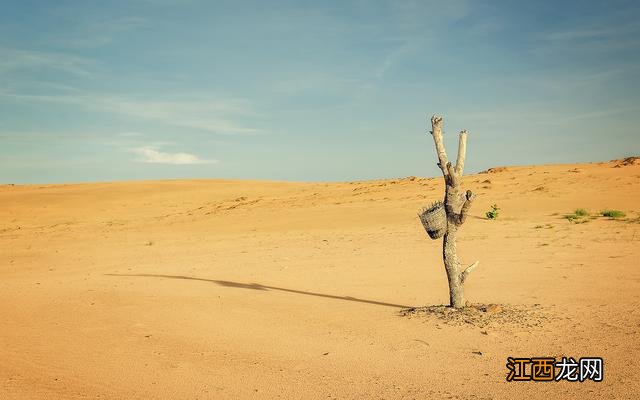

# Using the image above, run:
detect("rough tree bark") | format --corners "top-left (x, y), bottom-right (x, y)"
top-left (428, 115), bottom-right (478, 308)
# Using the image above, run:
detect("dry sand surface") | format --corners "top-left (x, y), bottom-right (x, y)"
top-left (1, 158), bottom-right (639, 399)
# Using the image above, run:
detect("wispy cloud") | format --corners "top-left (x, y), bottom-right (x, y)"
top-left (0, 131), bottom-right (100, 142)
top-left (390, 0), bottom-right (471, 31)
top-left (131, 146), bottom-right (217, 165)
top-left (116, 131), bottom-right (144, 137)
top-left (99, 97), bottom-right (259, 134)
top-left (0, 90), bottom-right (260, 135)
top-left (541, 24), bottom-right (639, 42)
top-left (459, 106), bottom-right (636, 127)
top-left (536, 23), bottom-right (640, 54)
top-left (46, 16), bottom-right (148, 48)
top-left (370, 1), bottom-right (476, 81)
top-left (0, 48), bottom-right (95, 77)
top-left (375, 42), bottom-right (412, 79)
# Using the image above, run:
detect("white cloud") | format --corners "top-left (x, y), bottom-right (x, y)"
top-left (0, 91), bottom-right (260, 135)
top-left (0, 48), bottom-right (95, 77)
top-left (541, 24), bottom-right (639, 42)
top-left (375, 42), bottom-right (412, 79)
top-left (117, 131), bottom-right (144, 137)
top-left (0, 131), bottom-right (100, 141)
top-left (99, 97), bottom-right (259, 134)
top-left (131, 146), bottom-right (217, 165)
top-left (47, 16), bottom-right (148, 48)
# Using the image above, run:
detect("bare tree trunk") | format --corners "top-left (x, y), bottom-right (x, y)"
top-left (426, 115), bottom-right (478, 308)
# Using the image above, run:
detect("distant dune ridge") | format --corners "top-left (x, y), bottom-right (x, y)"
top-left (613, 156), bottom-right (640, 167)
top-left (1, 158), bottom-right (639, 399)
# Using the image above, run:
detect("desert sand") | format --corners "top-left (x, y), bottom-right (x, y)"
top-left (1, 158), bottom-right (639, 399)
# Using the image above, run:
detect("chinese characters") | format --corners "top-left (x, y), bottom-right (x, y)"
top-left (506, 357), bottom-right (603, 382)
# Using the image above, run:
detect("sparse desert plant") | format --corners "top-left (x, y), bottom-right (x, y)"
top-left (601, 209), bottom-right (626, 219)
top-left (574, 208), bottom-right (589, 217)
top-left (418, 115), bottom-right (477, 309)
top-left (564, 214), bottom-right (578, 222)
top-left (564, 208), bottom-right (590, 223)
top-left (485, 204), bottom-right (500, 220)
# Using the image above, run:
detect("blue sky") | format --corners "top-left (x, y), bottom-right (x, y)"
top-left (1, 0), bottom-right (639, 183)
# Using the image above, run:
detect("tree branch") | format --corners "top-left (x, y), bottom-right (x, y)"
top-left (459, 261), bottom-right (479, 284)
top-left (430, 115), bottom-right (449, 177)
top-left (459, 189), bottom-right (475, 224)
top-left (453, 190), bottom-right (475, 225)
top-left (455, 130), bottom-right (468, 175)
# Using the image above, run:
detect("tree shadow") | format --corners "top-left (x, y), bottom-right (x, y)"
top-left (105, 273), bottom-right (411, 309)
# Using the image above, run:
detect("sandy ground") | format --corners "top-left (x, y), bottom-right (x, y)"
top-left (1, 158), bottom-right (639, 399)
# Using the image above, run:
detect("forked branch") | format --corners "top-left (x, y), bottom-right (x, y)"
top-left (446, 162), bottom-right (459, 187)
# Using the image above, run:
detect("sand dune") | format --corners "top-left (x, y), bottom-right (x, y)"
top-left (1, 159), bottom-right (639, 399)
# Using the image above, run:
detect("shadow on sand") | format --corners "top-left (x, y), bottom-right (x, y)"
top-left (105, 273), bottom-right (410, 308)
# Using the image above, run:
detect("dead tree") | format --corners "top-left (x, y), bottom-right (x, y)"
top-left (419, 115), bottom-right (478, 308)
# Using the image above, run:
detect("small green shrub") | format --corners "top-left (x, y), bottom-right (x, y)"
top-left (565, 208), bottom-right (590, 223)
top-left (486, 204), bottom-right (500, 220)
top-left (574, 208), bottom-right (589, 217)
top-left (601, 209), bottom-right (626, 219)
